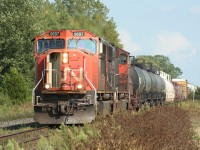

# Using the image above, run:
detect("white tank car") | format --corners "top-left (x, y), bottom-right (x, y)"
top-left (160, 71), bottom-right (175, 102)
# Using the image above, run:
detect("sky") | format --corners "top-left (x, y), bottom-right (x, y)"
top-left (100, 0), bottom-right (200, 86)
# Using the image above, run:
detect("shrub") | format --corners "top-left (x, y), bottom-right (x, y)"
top-left (1, 67), bottom-right (29, 104)
top-left (0, 92), bottom-right (12, 105)
top-left (37, 137), bottom-right (54, 150)
top-left (4, 139), bottom-right (23, 150)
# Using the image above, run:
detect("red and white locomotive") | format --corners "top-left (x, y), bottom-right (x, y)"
top-left (32, 30), bottom-right (130, 124)
top-left (32, 30), bottom-right (177, 125)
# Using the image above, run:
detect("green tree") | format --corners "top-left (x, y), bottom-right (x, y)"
top-left (32, 0), bottom-right (122, 46)
top-left (0, 0), bottom-right (123, 104)
top-left (136, 55), bottom-right (182, 78)
top-left (0, 0), bottom-right (37, 88)
top-left (194, 88), bottom-right (200, 100)
top-left (60, 0), bottom-right (122, 47)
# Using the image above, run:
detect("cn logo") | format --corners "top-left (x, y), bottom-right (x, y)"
top-left (61, 67), bottom-right (83, 82)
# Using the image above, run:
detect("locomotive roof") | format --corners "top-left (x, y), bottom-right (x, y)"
top-left (33, 29), bottom-right (98, 40)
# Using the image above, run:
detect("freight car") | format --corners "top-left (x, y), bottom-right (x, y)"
top-left (32, 30), bottom-right (176, 125)
top-left (173, 82), bottom-right (184, 101)
top-left (172, 79), bottom-right (188, 99)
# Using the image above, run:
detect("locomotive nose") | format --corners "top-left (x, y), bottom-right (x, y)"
top-left (60, 51), bottom-right (85, 91)
top-left (43, 51), bottom-right (85, 91)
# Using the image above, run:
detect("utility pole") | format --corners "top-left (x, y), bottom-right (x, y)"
top-left (193, 90), bottom-right (195, 102)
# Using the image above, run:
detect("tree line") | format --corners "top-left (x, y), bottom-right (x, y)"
top-left (136, 55), bottom-right (182, 79)
top-left (0, 0), bottom-right (122, 104)
top-left (0, 0), bottom-right (185, 105)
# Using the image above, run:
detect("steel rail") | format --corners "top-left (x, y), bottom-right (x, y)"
top-left (0, 126), bottom-right (49, 148)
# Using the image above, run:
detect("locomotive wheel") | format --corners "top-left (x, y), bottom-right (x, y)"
top-left (149, 100), bottom-right (154, 107)
top-left (160, 100), bottom-right (164, 106)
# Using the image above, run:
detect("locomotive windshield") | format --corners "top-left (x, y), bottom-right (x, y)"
top-left (120, 54), bottom-right (127, 64)
top-left (37, 39), bottom-right (65, 53)
top-left (68, 39), bottom-right (96, 53)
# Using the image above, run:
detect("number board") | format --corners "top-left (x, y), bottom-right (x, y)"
top-left (73, 32), bottom-right (85, 36)
top-left (49, 32), bottom-right (60, 36)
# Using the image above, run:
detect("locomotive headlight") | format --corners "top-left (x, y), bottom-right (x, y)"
top-left (63, 58), bottom-right (68, 63)
top-left (77, 84), bottom-right (83, 90)
top-left (63, 53), bottom-right (68, 57)
top-left (45, 83), bottom-right (51, 89)
top-left (62, 53), bottom-right (68, 63)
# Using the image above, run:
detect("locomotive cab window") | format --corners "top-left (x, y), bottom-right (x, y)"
top-left (37, 39), bottom-right (65, 53)
top-left (68, 39), bottom-right (96, 53)
top-left (120, 54), bottom-right (127, 64)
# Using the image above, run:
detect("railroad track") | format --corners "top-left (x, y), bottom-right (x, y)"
top-left (0, 126), bottom-right (49, 149)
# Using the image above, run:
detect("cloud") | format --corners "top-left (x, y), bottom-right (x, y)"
top-left (118, 29), bottom-right (142, 55)
top-left (190, 5), bottom-right (200, 14)
top-left (153, 31), bottom-right (196, 60)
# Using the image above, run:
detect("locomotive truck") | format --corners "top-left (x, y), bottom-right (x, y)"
top-left (32, 30), bottom-right (175, 125)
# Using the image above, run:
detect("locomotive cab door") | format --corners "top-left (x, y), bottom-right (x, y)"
top-left (98, 43), bottom-right (106, 91)
top-left (118, 50), bottom-right (129, 91)
top-left (98, 42), bottom-right (116, 91)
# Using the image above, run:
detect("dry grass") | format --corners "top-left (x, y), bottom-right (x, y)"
top-left (34, 102), bottom-right (199, 150)
top-left (84, 105), bottom-right (198, 150)
top-left (3, 100), bottom-right (200, 150)
top-left (179, 100), bottom-right (200, 147)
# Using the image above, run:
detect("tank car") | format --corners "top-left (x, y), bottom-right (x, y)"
top-left (159, 71), bottom-right (175, 102)
top-left (32, 30), bottom-right (130, 124)
top-left (129, 61), bottom-right (166, 109)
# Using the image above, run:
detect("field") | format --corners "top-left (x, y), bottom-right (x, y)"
top-left (1, 100), bottom-right (200, 149)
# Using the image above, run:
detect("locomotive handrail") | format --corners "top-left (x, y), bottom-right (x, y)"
top-left (45, 69), bottom-right (59, 87)
top-left (83, 57), bottom-right (97, 113)
top-left (85, 72), bottom-right (97, 115)
top-left (106, 72), bottom-right (116, 91)
top-left (114, 74), bottom-right (120, 100)
top-left (32, 71), bottom-right (44, 105)
top-left (84, 72), bottom-right (97, 113)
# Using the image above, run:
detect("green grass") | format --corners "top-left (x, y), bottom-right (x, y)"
top-left (36, 124), bottom-right (101, 150)
top-left (0, 101), bottom-right (33, 122)
top-left (0, 126), bottom-right (33, 136)
top-left (179, 100), bottom-right (200, 147)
